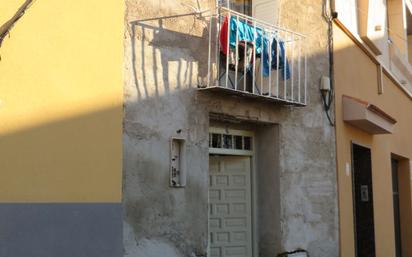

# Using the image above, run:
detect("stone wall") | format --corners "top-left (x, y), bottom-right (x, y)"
top-left (123, 0), bottom-right (339, 256)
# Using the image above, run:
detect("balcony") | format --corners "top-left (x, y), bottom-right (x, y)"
top-left (199, 7), bottom-right (307, 106)
top-left (389, 42), bottom-right (412, 94)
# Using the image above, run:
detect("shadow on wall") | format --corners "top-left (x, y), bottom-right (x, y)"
top-left (129, 12), bottom-right (211, 101)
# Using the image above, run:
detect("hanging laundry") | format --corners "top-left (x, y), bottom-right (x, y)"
top-left (220, 16), bottom-right (264, 55)
top-left (219, 16), bottom-right (290, 80)
top-left (262, 37), bottom-right (291, 80)
top-left (219, 16), bottom-right (230, 54)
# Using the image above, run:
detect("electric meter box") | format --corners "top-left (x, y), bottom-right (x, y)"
top-left (170, 138), bottom-right (187, 188)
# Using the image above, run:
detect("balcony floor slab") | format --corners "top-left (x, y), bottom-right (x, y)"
top-left (197, 86), bottom-right (306, 107)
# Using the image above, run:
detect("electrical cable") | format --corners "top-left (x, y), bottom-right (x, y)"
top-left (322, 0), bottom-right (336, 126)
top-left (0, 0), bottom-right (34, 49)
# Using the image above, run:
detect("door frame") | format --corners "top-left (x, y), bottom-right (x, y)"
top-left (208, 127), bottom-right (258, 257)
top-left (391, 157), bottom-right (403, 257)
top-left (351, 141), bottom-right (376, 257)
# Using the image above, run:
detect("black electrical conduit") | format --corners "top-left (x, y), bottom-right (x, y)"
top-left (322, 0), bottom-right (336, 126)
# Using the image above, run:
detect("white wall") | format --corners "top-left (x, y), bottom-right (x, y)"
top-left (253, 0), bottom-right (279, 25)
top-left (335, 0), bottom-right (359, 34)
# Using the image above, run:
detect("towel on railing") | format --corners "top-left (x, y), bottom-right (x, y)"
top-left (219, 16), bottom-right (290, 80)
top-left (220, 16), bottom-right (264, 55)
top-left (262, 37), bottom-right (291, 79)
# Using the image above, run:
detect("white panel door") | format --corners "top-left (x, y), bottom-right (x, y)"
top-left (209, 156), bottom-right (252, 257)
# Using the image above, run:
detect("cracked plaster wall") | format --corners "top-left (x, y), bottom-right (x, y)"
top-left (123, 0), bottom-right (339, 256)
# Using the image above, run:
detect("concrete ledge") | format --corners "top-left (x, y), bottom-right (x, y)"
top-left (342, 95), bottom-right (396, 134)
top-left (198, 86), bottom-right (306, 107)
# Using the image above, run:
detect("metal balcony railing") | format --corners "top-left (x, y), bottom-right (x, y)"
top-left (200, 7), bottom-right (307, 106)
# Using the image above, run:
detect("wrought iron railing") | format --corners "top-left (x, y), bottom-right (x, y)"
top-left (201, 7), bottom-right (307, 106)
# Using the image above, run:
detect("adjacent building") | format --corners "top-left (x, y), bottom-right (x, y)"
top-left (0, 1), bottom-right (123, 256)
top-left (333, 0), bottom-right (412, 257)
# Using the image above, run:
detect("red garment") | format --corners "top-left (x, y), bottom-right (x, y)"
top-left (219, 16), bottom-right (229, 55)
top-left (219, 16), bottom-right (255, 66)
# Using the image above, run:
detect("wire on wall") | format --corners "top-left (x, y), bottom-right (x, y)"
top-left (322, 0), bottom-right (336, 126)
top-left (0, 0), bottom-right (34, 59)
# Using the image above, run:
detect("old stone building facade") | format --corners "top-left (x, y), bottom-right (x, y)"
top-left (123, 0), bottom-right (339, 256)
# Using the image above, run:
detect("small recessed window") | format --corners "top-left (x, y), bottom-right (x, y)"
top-left (244, 136), bottom-right (252, 150)
top-left (209, 132), bottom-right (252, 152)
top-left (234, 136), bottom-right (243, 150)
top-left (211, 133), bottom-right (222, 148)
top-left (223, 134), bottom-right (233, 149)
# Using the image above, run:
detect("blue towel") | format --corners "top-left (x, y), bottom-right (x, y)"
top-left (262, 37), bottom-right (291, 79)
top-left (227, 17), bottom-right (290, 79)
top-left (228, 17), bottom-right (264, 53)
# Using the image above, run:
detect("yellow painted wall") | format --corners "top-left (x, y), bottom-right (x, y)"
top-left (0, 0), bottom-right (123, 202)
top-left (334, 24), bottom-right (412, 257)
